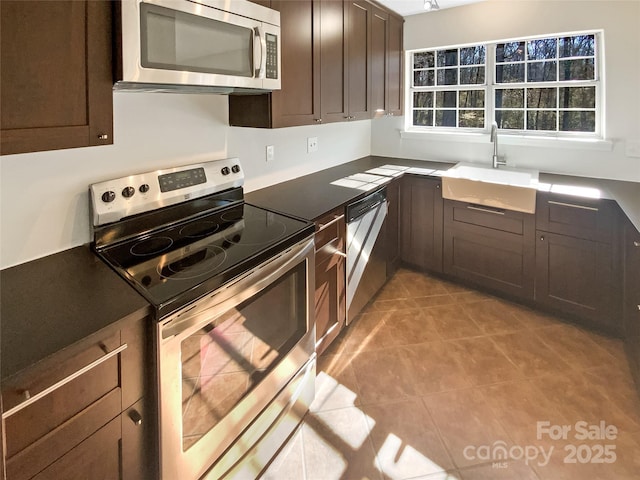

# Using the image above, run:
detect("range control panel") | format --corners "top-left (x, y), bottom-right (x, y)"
top-left (90, 158), bottom-right (244, 226)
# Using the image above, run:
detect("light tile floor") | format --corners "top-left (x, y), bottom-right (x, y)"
top-left (261, 269), bottom-right (640, 480)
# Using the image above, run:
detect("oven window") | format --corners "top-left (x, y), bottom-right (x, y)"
top-left (180, 263), bottom-right (307, 451)
top-left (140, 3), bottom-right (253, 77)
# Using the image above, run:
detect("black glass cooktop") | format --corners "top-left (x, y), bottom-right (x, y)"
top-left (98, 202), bottom-right (313, 318)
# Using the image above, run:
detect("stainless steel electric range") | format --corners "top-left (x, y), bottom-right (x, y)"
top-left (90, 158), bottom-right (316, 480)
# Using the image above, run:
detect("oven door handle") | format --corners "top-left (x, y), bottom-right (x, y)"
top-left (160, 236), bottom-right (314, 340)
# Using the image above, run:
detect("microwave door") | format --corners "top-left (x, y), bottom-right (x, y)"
top-left (120, 0), bottom-right (271, 90)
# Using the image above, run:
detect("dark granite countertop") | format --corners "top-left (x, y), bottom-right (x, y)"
top-left (246, 155), bottom-right (640, 232)
top-left (1, 245), bottom-right (151, 381)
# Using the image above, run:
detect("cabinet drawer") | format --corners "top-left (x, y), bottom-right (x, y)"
top-left (447, 200), bottom-right (528, 235)
top-left (536, 193), bottom-right (619, 242)
top-left (314, 208), bottom-right (345, 250)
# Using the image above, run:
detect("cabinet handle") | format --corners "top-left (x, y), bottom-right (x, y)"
top-left (317, 214), bottom-right (345, 232)
top-left (436, 184), bottom-right (440, 189)
top-left (548, 200), bottom-right (598, 212)
top-left (2, 344), bottom-right (128, 419)
top-left (634, 241), bottom-right (640, 247)
top-left (128, 409), bottom-right (143, 426)
top-left (315, 118), bottom-right (323, 123)
top-left (97, 134), bottom-right (109, 140)
top-left (467, 205), bottom-right (505, 215)
top-left (540, 235), bottom-right (545, 241)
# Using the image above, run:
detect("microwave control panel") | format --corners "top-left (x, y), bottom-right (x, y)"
top-left (266, 33), bottom-right (278, 79)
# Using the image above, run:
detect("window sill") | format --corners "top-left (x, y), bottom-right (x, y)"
top-left (400, 130), bottom-right (614, 151)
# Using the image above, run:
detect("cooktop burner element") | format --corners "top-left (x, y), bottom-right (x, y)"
top-left (223, 218), bottom-right (287, 246)
top-left (158, 246), bottom-right (227, 281)
top-left (179, 221), bottom-right (220, 238)
top-left (130, 236), bottom-right (174, 256)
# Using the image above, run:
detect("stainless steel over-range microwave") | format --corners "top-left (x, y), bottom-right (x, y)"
top-left (115, 0), bottom-right (281, 93)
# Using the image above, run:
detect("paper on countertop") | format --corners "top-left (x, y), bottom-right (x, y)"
top-left (379, 164), bottom-right (411, 171)
top-left (365, 167), bottom-right (404, 177)
top-left (330, 178), bottom-right (379, 191)
top-left (348, 173), bottom-right (388, 183)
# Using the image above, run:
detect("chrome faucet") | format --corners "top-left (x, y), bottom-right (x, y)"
top-left (490, 121), bottom-right (506, 168)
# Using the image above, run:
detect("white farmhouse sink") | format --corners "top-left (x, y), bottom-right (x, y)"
top-left (442, 162), bottom-right (539, 213)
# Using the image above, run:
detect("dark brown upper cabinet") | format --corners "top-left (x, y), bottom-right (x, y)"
top-left (386, 14), bottom-right (404, 116)
top-left (229, 0), bottom-right (403, 128)
top-left (0, 0), bottom-right (113, 155)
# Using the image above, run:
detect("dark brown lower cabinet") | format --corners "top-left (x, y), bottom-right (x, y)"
top-left (400, 175), bottom-right (443, 272)
top-left (443, 200), bottom-right (535, 300)
top-left (385, 177), bottom-right (401, 276)
top-left (314, 208), bottom-right (346, 355)
top-left (623, 220), bottom-right (640, 391)
top-left (534, 193), bottom-right (623, 335)
top-left (535, 231), bottom-right (622, 333)
top-left (1, 316), bottom-right (151, 480)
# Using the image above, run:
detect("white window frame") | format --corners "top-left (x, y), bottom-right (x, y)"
top-left (404, 30), bottom-right (606, 145)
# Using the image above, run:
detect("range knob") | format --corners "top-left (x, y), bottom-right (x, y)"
top-left (231, 165), bottom-right (241, 174)
top-left (221, 167), bottom-right (230, 176)
top-left (122, 186), bottom-right (135, 198)
top-left (139, 184), bottom-right (150, 194)
top-left (102, 191), bottom-right (116, 203)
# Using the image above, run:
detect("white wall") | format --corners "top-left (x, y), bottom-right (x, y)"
top-left (371, 0), bottom-right (640, 181)
top-left (0, 93), bottom-right (370, 269)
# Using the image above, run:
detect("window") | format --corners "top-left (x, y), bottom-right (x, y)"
top-left (408, 32), bottom-right (601, 138)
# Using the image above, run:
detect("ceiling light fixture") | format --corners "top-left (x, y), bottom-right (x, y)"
top-left (424, 0), bottom-right (440, 11)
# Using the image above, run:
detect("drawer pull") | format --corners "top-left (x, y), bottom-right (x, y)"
top-left (317, 214), bottom-right (345, 232)
top-left (2, 344), bottom-right (128, 419)
top-left (634, 241), bottom-right (640, 247)
top-left (467, 205), bottom-right (505, 215)
top-left (548, 200), bottom-right (599, 212)
top-left (128, 409), bottom-right (143, 426)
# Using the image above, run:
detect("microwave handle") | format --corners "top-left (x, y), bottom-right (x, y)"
top-left (254, 26), bottom-right (267, 79)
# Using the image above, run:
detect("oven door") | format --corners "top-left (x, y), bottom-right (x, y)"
top-left (119, 0), bottom-right (280, 91)
top-left (157, 237), bottom-right (315, 480)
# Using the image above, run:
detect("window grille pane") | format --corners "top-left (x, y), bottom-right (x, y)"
top-left (495, 89), bottom-right (524, 108)
top-left (496, 64), bottom-right (525, 83)
top-left (414, 91), bottom-right (434, 108)
top-left (558, 86), bottom-right (595, 109)
top-left (437, 68), bottom-right (458, 85)
top-left (527, 88), bottom-right (557, 109)
top-left (414, 70), bottom-right (435, 87)
top-left (559, 59), bottom-right (595, 81)
top-left (559, 35), bottom-right (595, 58)
top-left (527, 61), bottom-right (557, 82)
top-left (437, 49), bottom-right (458, 67)
top-left (496, 42), bottom-right (525, 62)
top-left (436, 91), bottom-right (457, 108)
top-left (460, 67), bottom-right (485, 84)
top-left (459, 110), bottom-right (484, 128)
top-left (459, 90), bottom-right (484, 108)
top-left (460, 46), bottom-right (485, 65)
top-left (559, 111), bottom-right (595, 132)
top-left (496, 110), bottom-right (524, 129)
top-left (527, 38), bottom-right (557, 60)
top-left (413, 109), bottom-right (434, 126)
top-left (414, 51), bottom-right (435, 68)
top-left (527, 111), bottom-right (557, 130)
top-left (436, 110), bottom-right (457, 127)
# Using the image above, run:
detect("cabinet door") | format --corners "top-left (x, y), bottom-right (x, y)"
top-left (0, 0), bottom-right (113, 155)
top-left (386, 177), bottom-right (401, 275)
top-left (271, 0), bottom-right (321, 127)
top-left (30, 417), bottom-right (121, 480)
top-left (623, 221), bottom-right (640, 377)
top-left (536, 231), bottom-right (622, 333)
top-left (320, 0), bottom-right (349, 123)
top-left (370, 7), bottom-right (388, 117)
top-left (315, 210), bottom-right (346, 355)
top-left (347, 0), bottom-right (372, 120)
top-left (400, 176), bottom-right (443, 272)
top-left (386, 15), bottom-right (404, 117)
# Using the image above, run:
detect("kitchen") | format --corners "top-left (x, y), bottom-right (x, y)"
top-left (1, 0), bottom-right (639, 479)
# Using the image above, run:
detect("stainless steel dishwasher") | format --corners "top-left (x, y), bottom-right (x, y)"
top-left (346, 187), bottom-right (388, 324)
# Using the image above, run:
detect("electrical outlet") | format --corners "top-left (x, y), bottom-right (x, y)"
top-left (307, 137), bottom-right (318, 153)
top-left (266, 145), bottom-right (275, 162)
